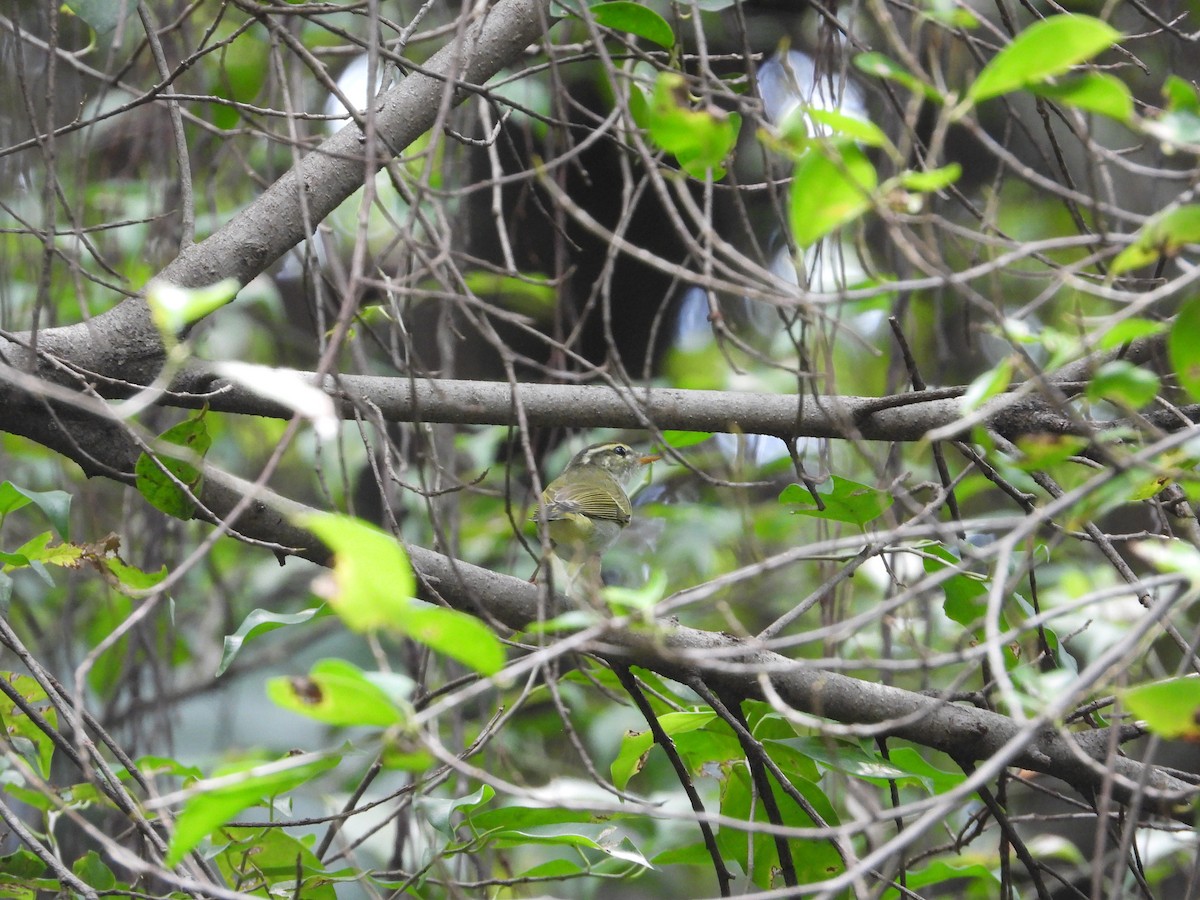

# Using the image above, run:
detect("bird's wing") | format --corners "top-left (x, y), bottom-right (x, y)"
top-left (541, 477), bottom-right (631, 525)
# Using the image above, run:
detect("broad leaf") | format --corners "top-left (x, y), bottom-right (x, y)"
top-left (646, 72), bottom-right (740, 179)
top-left (135, 410), bottom-right (211, 519)
top-left (780, 475), bottom-right (892, 526)
top-left (966, 15), bottom-right (1120, 105)
top-left (1124, 678), bottom-right (1200, 740)
top-left (267, 659), bottom-right (409, 727)
top-left (789, 141), bottom-right (877, 246)
top-left (1169, 295), bottom-right (1200, 402)
top-left (300, 513), bottom-right (505, 675)
top-left (591, 2), bottom-right (674, 49)
top-left (1112, 205), bottom-right (1200, 275)
top-left (1030, 72), bottom-right (1134, 122)
top-left (165, 753), bottom-right (340, 866)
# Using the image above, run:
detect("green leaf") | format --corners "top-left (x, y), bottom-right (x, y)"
top-left (145, 278), bottom-right (239, 338)
top-left (1030, 72), bottom-right (1134, 122)
top-left (1142, 76), bottom-right (1200, 151)
top-left (1111, 205), bottom-right (1200, 275)
top-left (0, 673), bottom-right (57, 778)
top-left (71, 851), bottom-right (117, 891)
top-left (899, 163), bottom-right (962, 193)
top-left (966, 15), bottom-right (1120, 105)
top-left (1097, 317), bottom-right (1167, 350)
top-left (1086, 360), bottom-right (1159, 408)
top-left (591, 2), bottom-right (674, 49)
top-left (165, 753), bottom-right (340, 866)
top-left (661, 430), bottom-right (711, 449)
top-left (215, 827), bottom-right (337, 900)
top-left (1124, 678), bottom-right (1200, 739)
top-left (804, 107), bottom-right (889, 147)
top-left (63, 0), bottom-right (129, 36)
top-left (466, 804), bottom-right (608, 836)
top-left (779, 475), bottom-right (893, 526)
top-left (923, 544), bottom-right (990, 628)
top-left (611, 710), bottom-right (719, 790)
top-left (135, 410), bottom-right (211, 519)
top-left (420, 785), bottom-right (494, 836)
top-left (1169, 296), bottom-right (1200, 402)
top-left (961, 356), bottom-right (1013, 412)
top-left (789, 141), bottom-right (878, 247)
top-left (1163, 75), bottom-right (1200, 113)
top-left (411, 604), bottom-right (507, 675)
top-left (0, 849), bottom-right (46, 880)
top-left (718, 764), bottom-right (842, 888)
top-left (853, 52), bottom-right (942, 102)
top-left (647, 72), bottom-right (741, 179)
top-left (0, 483), bottom-right (72, 540)
top-left (104, 557), bottom-right (169, 593)
top-left (4, 533), bottom-right (74, 574)
top-left (602, 568), bottom-right (668, 614)
top-left (901, 857), bottom-right (1002, 894)
top-left (776, 737), bottom-right (963, 792)
top-left (300, 513), bottom-right (505, 675)
top-left (218, 606), bottom-right (325, 677)
top-left (267, 659), bottom-right (409, 727)
top-left (301, 513), bottom-right (416, 632)
top-left (461, 271), bottom-right (556, 317)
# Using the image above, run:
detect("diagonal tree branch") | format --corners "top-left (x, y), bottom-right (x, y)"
top-left (0, 0), bottom-right (556, 387)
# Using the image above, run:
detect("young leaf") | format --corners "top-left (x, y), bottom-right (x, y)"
top-left (1142, 76), bottom-right (1200, 151)
top-left (301, 513), bottom-right (417, 632)
top-left (1096, 317), bottom-right (1166, 350)
top-left (803, 107), bottom-right (889, 147)
top-left (899, 163), bottom-right (962, 193)
top-left (661, 430), bottom-right (712, 449)
top-left (789, 141), bottom-right (878, 247)
top-left (853, 52), bottom-right (942, 102)
top-left (966, 15), bottom-right (1120, 105)
top-left (400, 605), bottom-right (507, 676)
top-left (135, 410), bottom-right (211, 519)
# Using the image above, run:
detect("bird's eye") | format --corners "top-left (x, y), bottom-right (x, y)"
top-left (613, 445), bottom-right (629, 457)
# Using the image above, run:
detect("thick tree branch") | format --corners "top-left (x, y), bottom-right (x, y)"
top-left (160, 359), bottom-right (1198, 444)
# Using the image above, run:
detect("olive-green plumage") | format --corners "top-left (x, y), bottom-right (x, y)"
top-left (534, 442), bottom-right (659, 589)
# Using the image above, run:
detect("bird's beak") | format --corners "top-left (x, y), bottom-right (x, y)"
top-left (639, 454), bottom-right (661, 465)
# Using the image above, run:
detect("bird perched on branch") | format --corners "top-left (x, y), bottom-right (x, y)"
top-left (533, 441), bottom-right (659, 598)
